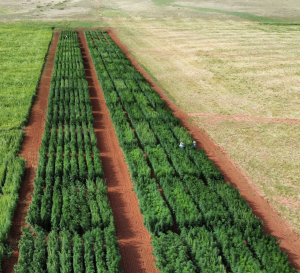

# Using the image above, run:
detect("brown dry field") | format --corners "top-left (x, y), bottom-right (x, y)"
top-left (1, 0), bottom-right (300, 255)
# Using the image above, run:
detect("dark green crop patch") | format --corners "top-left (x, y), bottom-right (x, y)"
top-left (14, 30), bottom-right (121, 273)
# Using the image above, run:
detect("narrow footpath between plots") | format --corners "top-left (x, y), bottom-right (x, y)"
top-left (78, 29), bottom-right (159, 272)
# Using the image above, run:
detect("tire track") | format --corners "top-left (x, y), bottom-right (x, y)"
top-left (188, 112), bottom-right (300, 124)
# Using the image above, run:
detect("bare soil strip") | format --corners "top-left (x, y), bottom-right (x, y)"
top-left (2, 30), bottom-right (60, 273)
top-left (77, 29), bottom-right (159, 273)
top-left (107, 28), bottom-right (300, 271)
top-left (188, 112), bottom-right (300, 124)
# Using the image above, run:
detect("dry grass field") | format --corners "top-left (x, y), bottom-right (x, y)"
top-left (1, 0), bottom-right (300, 235)
top-left (174, 0), bottom-right (300, 21)
top-left (0, 0), bottom-right (95, 21)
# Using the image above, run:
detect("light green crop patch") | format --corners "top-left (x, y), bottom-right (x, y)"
top-left (0, 25), bottom-right (53, 131)
top-left (0, 25), bottom-right (52, 262)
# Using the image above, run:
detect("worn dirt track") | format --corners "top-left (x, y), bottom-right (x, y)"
top-left (77, 29), bottom-right (159, 273)
top-left (133, 50), bottom-right (300, 61)
top-left (107, 28), bottom-right (300, 271)
top-left (2, 30), bottom-right (60, 273)
top-left (188, 112), bottom-right (300, 124)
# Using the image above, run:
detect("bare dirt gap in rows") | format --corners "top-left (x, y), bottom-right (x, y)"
top-left (77, 29), bottom-right (159, 273)
top-left (2, 30), bottom-right (61, 273)
top-left (106, 28), bottom-right (300, 271)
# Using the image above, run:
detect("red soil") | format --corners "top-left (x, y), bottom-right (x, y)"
top-left (77, 29), bottom-right (159, 273)
top-left (107, 28), bottom-right (300, 271)
top-left (2, 30), bottom-right (60, 273)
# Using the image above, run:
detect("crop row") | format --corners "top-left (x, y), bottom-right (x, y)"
top-left (86, 29), bottom-right (297, 273)
top-left (0, 156), bottom-right (25, 266)
top-left (15, 30), bottom-right (121, 272)
top-left (15, 225), bottom-right (119, 273)
top-left (0, 131), bottom-right (25, 253)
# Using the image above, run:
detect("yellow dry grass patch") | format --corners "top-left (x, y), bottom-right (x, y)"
top-left (193, 117), bottom-right (300, 235)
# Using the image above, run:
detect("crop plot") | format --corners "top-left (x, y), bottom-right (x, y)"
top-left (85, 29), bottom-right (298, 272)
top-left (14, 30), bottom-right (121, 272)
top-left (0, 25), bottom-right (52, 266)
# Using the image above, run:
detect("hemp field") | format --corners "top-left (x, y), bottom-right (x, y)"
top-left (1, 0), bottom-right (300, 268)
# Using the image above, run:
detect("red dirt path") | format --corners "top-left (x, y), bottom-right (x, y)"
top-left (2, 30), bottom-right (60, 273)
top-left (77, 29), bottom-right (159, 273)
top-left (107, 28), bottom-right (300, 271)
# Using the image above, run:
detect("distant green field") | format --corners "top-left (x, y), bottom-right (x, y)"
top-left (0, 24), bottom-right (52, 263)
top-left (0, 24), bottom-right (52, 130)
